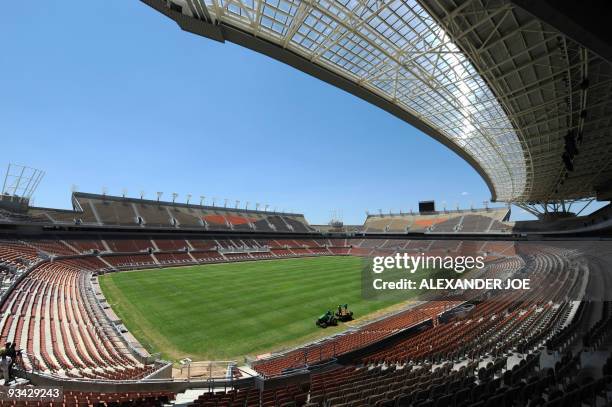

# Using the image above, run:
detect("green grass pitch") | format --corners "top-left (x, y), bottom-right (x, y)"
top-left (98, 256), bottom-right (405, 361)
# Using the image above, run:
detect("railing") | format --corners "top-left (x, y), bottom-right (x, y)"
top-left (0, 258), bottom-right (47, 308)
top-left (176, 360), bottom-right (239, 381)
top-left (16, 351), bottom-right (47, 378)
top-left (218, 246), bottom-right (270, 254)
top-left (17, 351), bottom-right (172, 383)
top-left (15, 352), bottom-right (253, 393)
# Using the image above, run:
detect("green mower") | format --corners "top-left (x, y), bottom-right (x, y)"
top-left (315, 310), bottom-right (338, 328)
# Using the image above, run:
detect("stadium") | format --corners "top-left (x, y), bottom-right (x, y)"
top-left (1, 0), bottom-right (612, 406)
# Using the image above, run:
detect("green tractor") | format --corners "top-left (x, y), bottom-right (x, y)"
top-left (315, 310), bottom-right (338, 328)
top-left (335, 304), bottom-right (354, 322)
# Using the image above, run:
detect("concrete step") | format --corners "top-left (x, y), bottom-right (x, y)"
top-left (172, 388), bottom-right (212, 406)
top-left (0, 377), bottom-right (29, 386)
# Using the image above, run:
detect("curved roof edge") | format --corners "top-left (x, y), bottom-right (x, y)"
top-left (141, 0), bottom-right (498, 201)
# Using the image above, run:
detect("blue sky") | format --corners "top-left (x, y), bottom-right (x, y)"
top-left (1, 1), bottom-right (539, 224)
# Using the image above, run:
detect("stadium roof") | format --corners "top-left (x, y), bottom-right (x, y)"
top-left (143, 0), bottom-right (612, 204)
